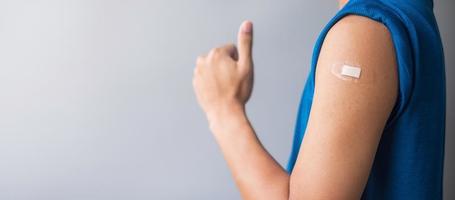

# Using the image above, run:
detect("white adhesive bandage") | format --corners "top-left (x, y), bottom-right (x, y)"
top-left (331, 63), bottom-right (363, 82)
top-left (340, 64), bottom-right (361, 79)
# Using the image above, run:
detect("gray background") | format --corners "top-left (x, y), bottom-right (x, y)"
top-left (0, 0), bottom-right (452, 199)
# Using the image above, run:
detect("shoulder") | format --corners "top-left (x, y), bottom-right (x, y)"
top-left (322, 15), bottom-right (394, 63)
top-left (312, 14), bottom-right (398, 130)
top-left (315, 14), bottom-right (397, 97)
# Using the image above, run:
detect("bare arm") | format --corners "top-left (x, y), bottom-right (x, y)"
top-left (289, 15), bottom-right (398, 199)
top-left (193, 16), bottom-right (397, 199)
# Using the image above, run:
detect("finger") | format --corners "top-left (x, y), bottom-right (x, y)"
top-left (237, 20), bottom-right (253, 65)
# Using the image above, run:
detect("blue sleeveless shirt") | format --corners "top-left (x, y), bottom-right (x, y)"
top-left (286, 0), bottom-right (445, 199)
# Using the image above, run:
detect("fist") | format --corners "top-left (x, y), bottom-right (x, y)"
top-left (193, 21), bottom-right (254, 117)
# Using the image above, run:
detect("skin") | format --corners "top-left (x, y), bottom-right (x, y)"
top-left (192, 1), bottom-right (397, 199)
top-left (339, 0), bottom-right (349, 8)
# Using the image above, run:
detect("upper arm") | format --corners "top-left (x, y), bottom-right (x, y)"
top-left (289, 15), bottom-right (398, 199)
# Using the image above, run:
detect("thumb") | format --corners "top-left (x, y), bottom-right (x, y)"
top-left (237, 20), bottom-right (253, 66)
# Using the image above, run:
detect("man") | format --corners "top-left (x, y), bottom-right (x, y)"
top-left (192, 0), bottom-right (445, 199)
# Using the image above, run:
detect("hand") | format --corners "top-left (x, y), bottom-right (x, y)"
top-left (192, 21), bottom-right (254, 119)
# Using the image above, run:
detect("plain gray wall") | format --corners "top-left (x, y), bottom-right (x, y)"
top-left (0, 0), bottom-right (452, 199)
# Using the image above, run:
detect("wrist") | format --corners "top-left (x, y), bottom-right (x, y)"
top-left (205, 102), bottom-right (248, 134)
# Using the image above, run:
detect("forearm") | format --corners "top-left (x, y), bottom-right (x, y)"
top-left (206, 104), bottom-right (290, 200)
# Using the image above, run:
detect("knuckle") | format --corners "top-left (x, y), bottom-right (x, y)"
top-left (208, 49), bottom-right (215, 56)
top-left (214, 47), bottom-right (221, 53)
top-left (196, 56), bottom-right (204, 65)
top-left (209, 48), bottom-right (220, 56)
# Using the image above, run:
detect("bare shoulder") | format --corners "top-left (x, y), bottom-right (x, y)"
top-left (328, 14), bottom-right (392, 46)
top-left (319, 14), bottom-right (396, 78)
top-left (315, 14), bottom-right (398, 107)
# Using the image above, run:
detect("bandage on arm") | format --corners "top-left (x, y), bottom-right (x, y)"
top-left (289, 15), bottom-right (398, 199)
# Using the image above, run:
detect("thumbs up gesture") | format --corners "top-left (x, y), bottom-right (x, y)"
top-left (193, 21), bottom-right (254, 120)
